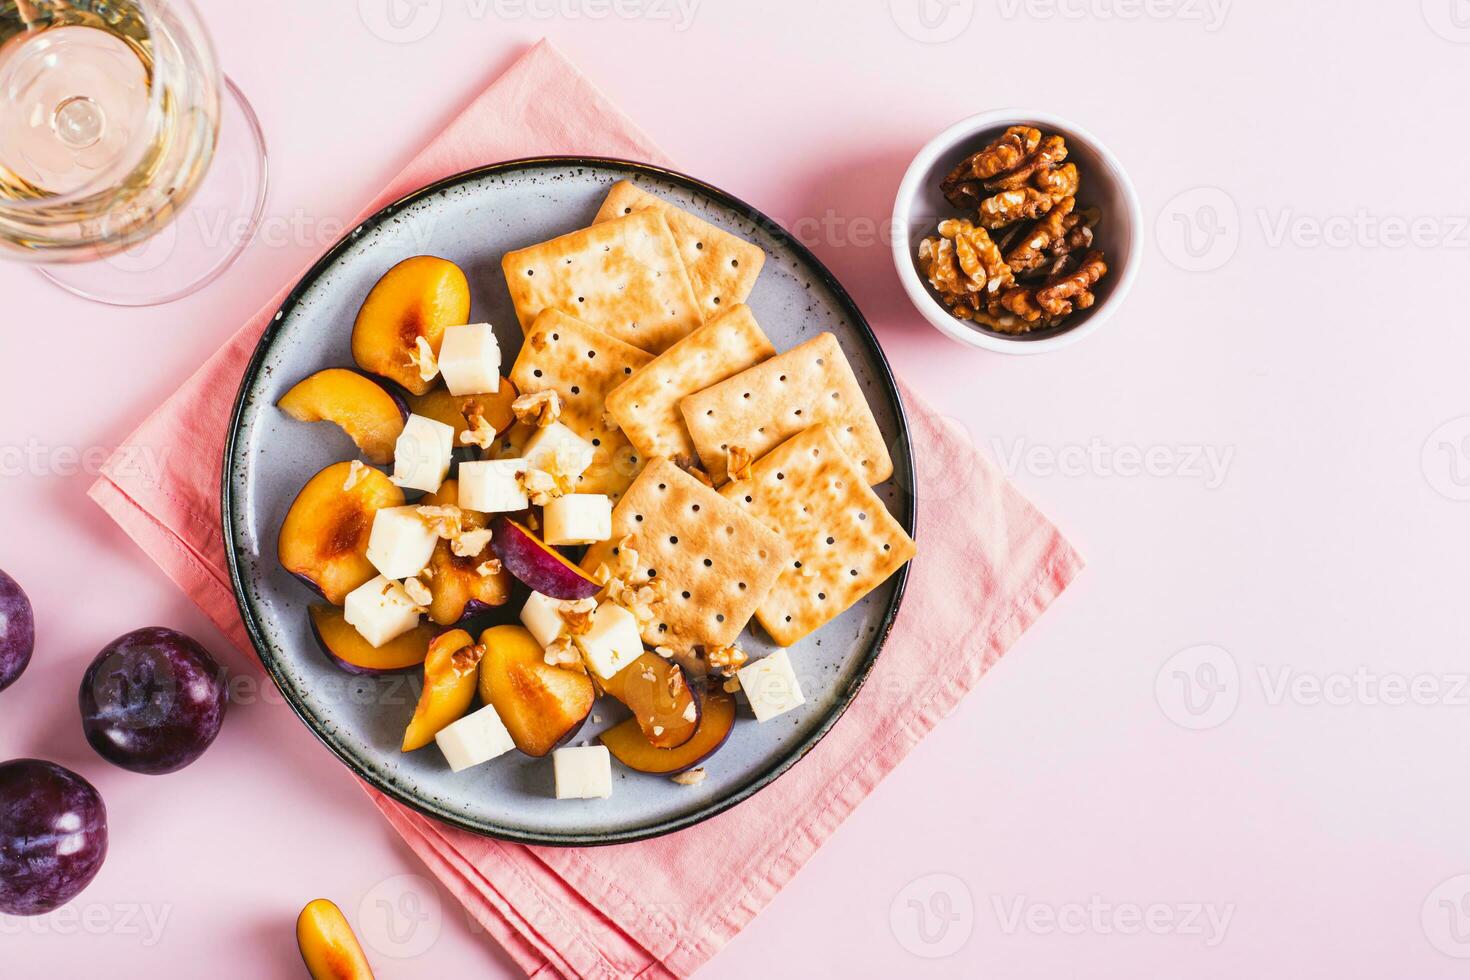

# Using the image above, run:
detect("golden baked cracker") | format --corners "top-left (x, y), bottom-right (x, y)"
top-left (594, 181), bottom-right (766, 319)
top-left (581, 458), bottom-right (790, 651)
top-left (720, 425), bottom-right (916, 646)
top-left (508, 310), bottom-right (652, 499)
top-left (605, 304), bottom-right (777, 465)
top-left (502, 210), bottom-right (702, 354)
top-left (679, 332), bottom-right (894, 486)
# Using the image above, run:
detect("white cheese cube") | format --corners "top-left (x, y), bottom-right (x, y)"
top-left (458, 459), bottom-right (530, 513)
top-left (343, 576), bottom-right (422, 648)
top-left (522, 422), bottom-right (595, 480)
top-left (737, 649), bottom-right (806, 722)
top-left (438, 323), bottom-right (502, 397)
top-left (391, 414), bottom-right (454, 493)
top-left (553, 745), bottom-right (613, 800)
top-left (520, 591), bottom-right (565, 648)
top-left (573, 602), bottom-right (643, 680)
top-left (542, 494), bottom-right (612, 546)
top-left (366, 506), bottom-right (438, 580)
top-left (435, 703), bottom-right (516, 772)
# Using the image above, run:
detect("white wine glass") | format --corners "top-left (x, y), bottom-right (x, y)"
top-left (0, 0), bottom-right (268, 306)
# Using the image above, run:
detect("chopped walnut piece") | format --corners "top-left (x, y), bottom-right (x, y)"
top-left (403, 577), bottom-right (432, 607)
top-left (476, 559), bottom-right (502, 577)
top-left (558, 598), bottom-right (597, 636)
top-left (452, 643), bottom-right (486, 677)
top-left (722, 677), bottom-right (741, 694)
top-left (452, 527), bottom-right (493, 559)
top-left (983, 134), bottom-right (1068, 192)
top-left (726, 445), bottom-right (754, 483)
top-left (342, 460), bottom-right (370, 492)
top-left (460, 413), bottom-right (496, 449)
top-left (406, 336), bottom-right (438, 383)
top-left (917, 219), bottom-right (1016, 321)
top-left (591, 562), bottom-right (613, 586)
top-left (670, 768), bottom-right (706, 786)
top-left (1000, 250), bottom-right (1109, 325)
top-left (512, 389), bottom-right (562, 428)
top-left (705, 644), bottom-right (748, 677)
top-left (543, 635), bottom-right (580, 667)
top-left (1004, 197), bottom-right (1081, 274)
top-left (518, 467), bottom-right (563, 507)
top-left (416, 505), bottom-right (464, 540)
top-left (941, 126), bottom-right (1042, 208)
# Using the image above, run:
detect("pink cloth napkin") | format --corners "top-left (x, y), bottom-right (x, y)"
top-left (88, 40), bottom-right (1083, 979)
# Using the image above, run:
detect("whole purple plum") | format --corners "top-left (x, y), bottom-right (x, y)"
top-left (79, 628), bottom-right (227, 775)
top-left (0, 760), bottom-right (108, 916)
top-left (0, 569), bottom-right (35, 693)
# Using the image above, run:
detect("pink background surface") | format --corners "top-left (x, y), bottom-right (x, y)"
top-left (3, 2), bottom-right (1470, 976)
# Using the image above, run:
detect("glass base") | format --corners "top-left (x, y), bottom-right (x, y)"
top-left (38, 76), bottom-right (268, 306)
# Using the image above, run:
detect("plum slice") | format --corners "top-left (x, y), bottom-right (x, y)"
top-left (602, 687), bottom-right (735, 775)
top-left (280, 461), bottom-right (404, 605)
top-left (602, 652), bottom-right (699, 750)
top-left (419, 480), bottom-right (513, 626)
top-left (402, 629), bottom-right (483, 751)
top-left (490, 516), bottom-right (602, 601)
top-left (351, 255), bottom-right (471, 395)
top-left (478, 625), bottom-right (594, 757)
top-left (310, 605), bottom-right (433, 675)
top-left (297, 899), bottom-right (374, 980)
top-left (407, 380), bottom-right (519, 447)
top-left (277, 368), bottom-right (408, 465)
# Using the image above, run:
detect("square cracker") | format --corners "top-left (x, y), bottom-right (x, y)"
top-left (581, 458), bottom-right (791, 651)
top-left (508, 310), bottom-right (653, 500)
top-left (605, 304), bottom-right (777, 464)
top-left (502, 210), bottom-right (703, 354)
top-left (595, 181), bottom-right (766, 319)
top-left (720, 424), bottom-right (916, 647)
top-left (679, 332), bottom-right (894, 486)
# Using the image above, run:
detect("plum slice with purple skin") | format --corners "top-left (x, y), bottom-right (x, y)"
top-left (602, 652), bottom-right (700, 750)
top-left (0, 568), bottom-right (35, 693)
top-left (478, 625), bottom-right (594, 757)
top-left (309, 605), bottom-right (433, 675)
top-left (0, 759), bottom-right (107, 916)
top-left (277, 368), bottom-right (408, 465)
top-left (279, 461), bottom-right (404, 605)
top-left (79, 628), bottom-right (228, 775)
top-left (351, 255), bottom-right (470, 396)
top-left (419, 480), bottom-right (513, 626)
top-left (601, 686), bottom-right (735, 775)
top-left (490, 517), bottom-right (602, 601)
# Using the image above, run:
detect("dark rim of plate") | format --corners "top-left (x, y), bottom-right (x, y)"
top-left (221, 156), bottom-right (916, 846)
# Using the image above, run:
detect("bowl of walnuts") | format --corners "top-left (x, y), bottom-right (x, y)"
top-left (893, 109), bottom-right (1142, 354)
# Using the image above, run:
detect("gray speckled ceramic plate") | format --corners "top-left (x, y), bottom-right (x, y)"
top-left (223, 158), bottom-right (914, 845)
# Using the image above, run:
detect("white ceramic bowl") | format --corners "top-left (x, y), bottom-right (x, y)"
top-left (892, 109), bottom-right (1142, 354)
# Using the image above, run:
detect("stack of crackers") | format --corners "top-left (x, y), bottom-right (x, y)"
top-left (500, 180), bottom-right (917, 654)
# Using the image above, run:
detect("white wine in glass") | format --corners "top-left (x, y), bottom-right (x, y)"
top-left (0, 0), bottom-right (267, 305)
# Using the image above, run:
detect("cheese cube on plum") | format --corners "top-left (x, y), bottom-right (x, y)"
top-left (737, 649), bottom-right (806, 722)
top-left (435, 703), bottom-right (516, 772)
top-left (553, 745), bottom-right (613, 800)
top-left (522, 422), bottom-right (594, 480)
top-left (542, 494), bottom-right (612, 546)
top-left (520, 591), bottom-right (565, 648)
top-left (343, 576), bottom-right (422, 648)
top-left (438, 323), bottom-right (502, 396)
top-left (458, 459), bottom-right (530, 513)
top-left (366, 506), bottom-right (438, 580)
top-left (573, 602), bottom-right (643, 680)
top-left (392, 414), bottom-right (454, 493)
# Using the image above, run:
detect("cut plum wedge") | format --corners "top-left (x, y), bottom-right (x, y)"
top-left (490, 516), bottom-right (602, 601)
top-left (602, 652), bottom-right (699, 750)
top-left (280, 462), bottom-right (404, 605)
top-left (310, 605), bottom-right (432, 674)
top-left (277, 368), bottom-right (408, 464)
top-left (407, 381), bottom-right (519, 447)
top-left (352, 255), bottom-right (471, 395)
top-left (478, 624), bottom-right (594, 757)
top-left (296, 899), bottom-right (375, 980)
top-left (419, 481), bottom-right (513, 626)
top-left (402, 629), bottom-right (483, 751)
top-left (601, 687), bottom-right (735, 775)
